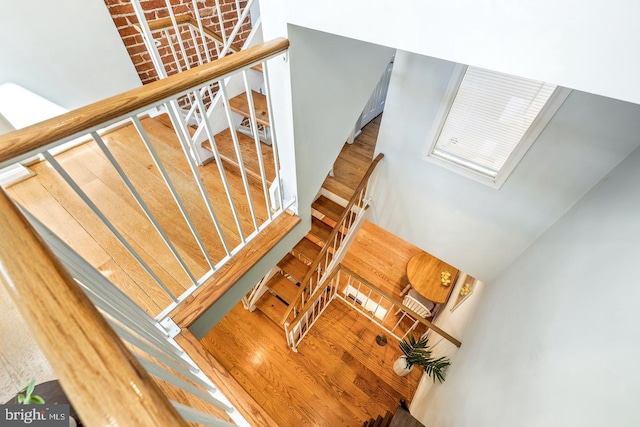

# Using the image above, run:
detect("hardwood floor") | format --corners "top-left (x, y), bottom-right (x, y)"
top-left (0, 112), bottom-right (298, 418)
top-left (342, 221), bottom-right (424, 299)
top-left (201, 300), bottom-right (421, 427)
top-left (6, 115), bottom-right (274, 317)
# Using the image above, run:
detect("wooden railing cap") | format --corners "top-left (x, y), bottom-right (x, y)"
top-left (0, 37), bottom-right (288, 167)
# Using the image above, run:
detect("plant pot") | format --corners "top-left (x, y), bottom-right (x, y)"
top-left (393, 356), bottom-right (413, 376)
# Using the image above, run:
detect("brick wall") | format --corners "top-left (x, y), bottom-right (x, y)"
top-left (104, 0), bottom-right (252, 85)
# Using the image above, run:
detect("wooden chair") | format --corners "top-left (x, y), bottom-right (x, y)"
top-left (394, 289), bottom-right (435, 334)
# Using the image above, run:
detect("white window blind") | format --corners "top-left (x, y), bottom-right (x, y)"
top-left (431, 67), bottom-right (558, 178)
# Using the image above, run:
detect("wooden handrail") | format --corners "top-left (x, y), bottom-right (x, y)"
top-left (0, 189), bottom-right (189, 426)
top-left (0, 37), bottom-right (288, 165)
top-left (146, 15), bottom-right (244, 53)
top-left (281, 153), bottom-right (385, 325)
top-left (147, 14), bottom-right (191, 31)
top-left (337, 265), bottom-right (462, 348)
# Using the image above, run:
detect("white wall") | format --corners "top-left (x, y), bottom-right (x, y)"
top-left (280, 0), bottom-right (640, 107)
top-left (369, 50), bottom-right (640, 283)
top-left (260, 8), bottom-right (394, 212)
top-left (413, 143), bottom-right (640, 427)
top-left (410, 274), bottom-right (486, 423)
top-left (286, 26), bottom-right (394, 209)
top-left (0, 0), bottom-right (140, 109)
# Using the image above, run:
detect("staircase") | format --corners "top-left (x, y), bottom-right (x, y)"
top-left (229, 84), bottom-right (383, 351)
top-left (252, 194), bottom-right (347, 324)
top-left (193, 85), bottom-right (358, 329)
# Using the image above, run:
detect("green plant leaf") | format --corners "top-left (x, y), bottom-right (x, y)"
top-left (26, 379), bottom-right (35, 396)
top-left (30, 395), bottom-right (45, 404)
top-left (398, 334), bottom-right (451, 382)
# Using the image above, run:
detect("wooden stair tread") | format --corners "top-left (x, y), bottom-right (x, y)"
top-left (203, 128), bottom-right (275, 184)
top-left (322, 175), bottom-right (354, 203)
top-left (255, 291), bottom-right (288, 324)
top-left (277, 253), bottom-right (310, 283)
top-left (291, 237), bottom-right (322, 263)
top-left (228, 90), bottom-right (270, 127)
top-left (308, 217), bottom-right (334, 246)
top-left (266, 274), bottom-right (300, 305)
top-left (312, 195), bottom-right (346, 226)
top-left (171, 212), bottom-right (300, 327)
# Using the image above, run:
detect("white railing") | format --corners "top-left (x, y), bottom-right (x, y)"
top-left (286, 264), bottom-right (462, 352)
top-left (281, 153), bottom-right (384, 345)
top-left (130, 0), bottom-right (266, 154)
top-left (0, 39), bottom-right (290, 323)
top-left (24, 208), bottom-right (248, 426)
top-left (131, 0), bottom-right (256, 81)
top-left (284, 268), bottom-right (339, 352)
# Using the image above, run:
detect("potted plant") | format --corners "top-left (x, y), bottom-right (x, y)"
top-left (393, 333), bottom-right (451, 382)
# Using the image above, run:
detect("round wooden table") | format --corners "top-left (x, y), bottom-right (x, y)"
top-left (406, 252), bottom-right (459, 305)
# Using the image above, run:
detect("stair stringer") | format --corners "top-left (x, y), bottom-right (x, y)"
top-left (242, 264), bottom-right (281, 311)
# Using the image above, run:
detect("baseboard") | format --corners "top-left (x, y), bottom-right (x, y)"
top-left (0, 164), bottom-right (34, 188)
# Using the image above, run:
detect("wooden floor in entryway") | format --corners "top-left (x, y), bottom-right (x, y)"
top-left (201, 298), bottom-right (421, 427)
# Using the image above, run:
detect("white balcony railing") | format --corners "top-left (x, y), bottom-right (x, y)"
top-left (0, 38), bottom-right (289, 427)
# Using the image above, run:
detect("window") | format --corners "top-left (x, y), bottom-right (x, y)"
top-left (425, 65), bottom-right (570, 188)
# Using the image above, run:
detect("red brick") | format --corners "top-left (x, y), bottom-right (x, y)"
top-left (126, 43), bottom-right (149, 55)
top-left (107, 4), bottom-right (135, 15)
top-left (140, 0), bottom-right (169, 9)
top-left (104, 0), bottom-right (254, 85)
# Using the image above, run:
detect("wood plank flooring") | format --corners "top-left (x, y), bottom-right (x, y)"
top-left (201, 300), bottom-right (422, 427)
top-left (1, 112), bottom-right (393, 423)
top-left (342, 220), bottom-right (424, 299)
top-left (6, 115), bottom-right (274, 317)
